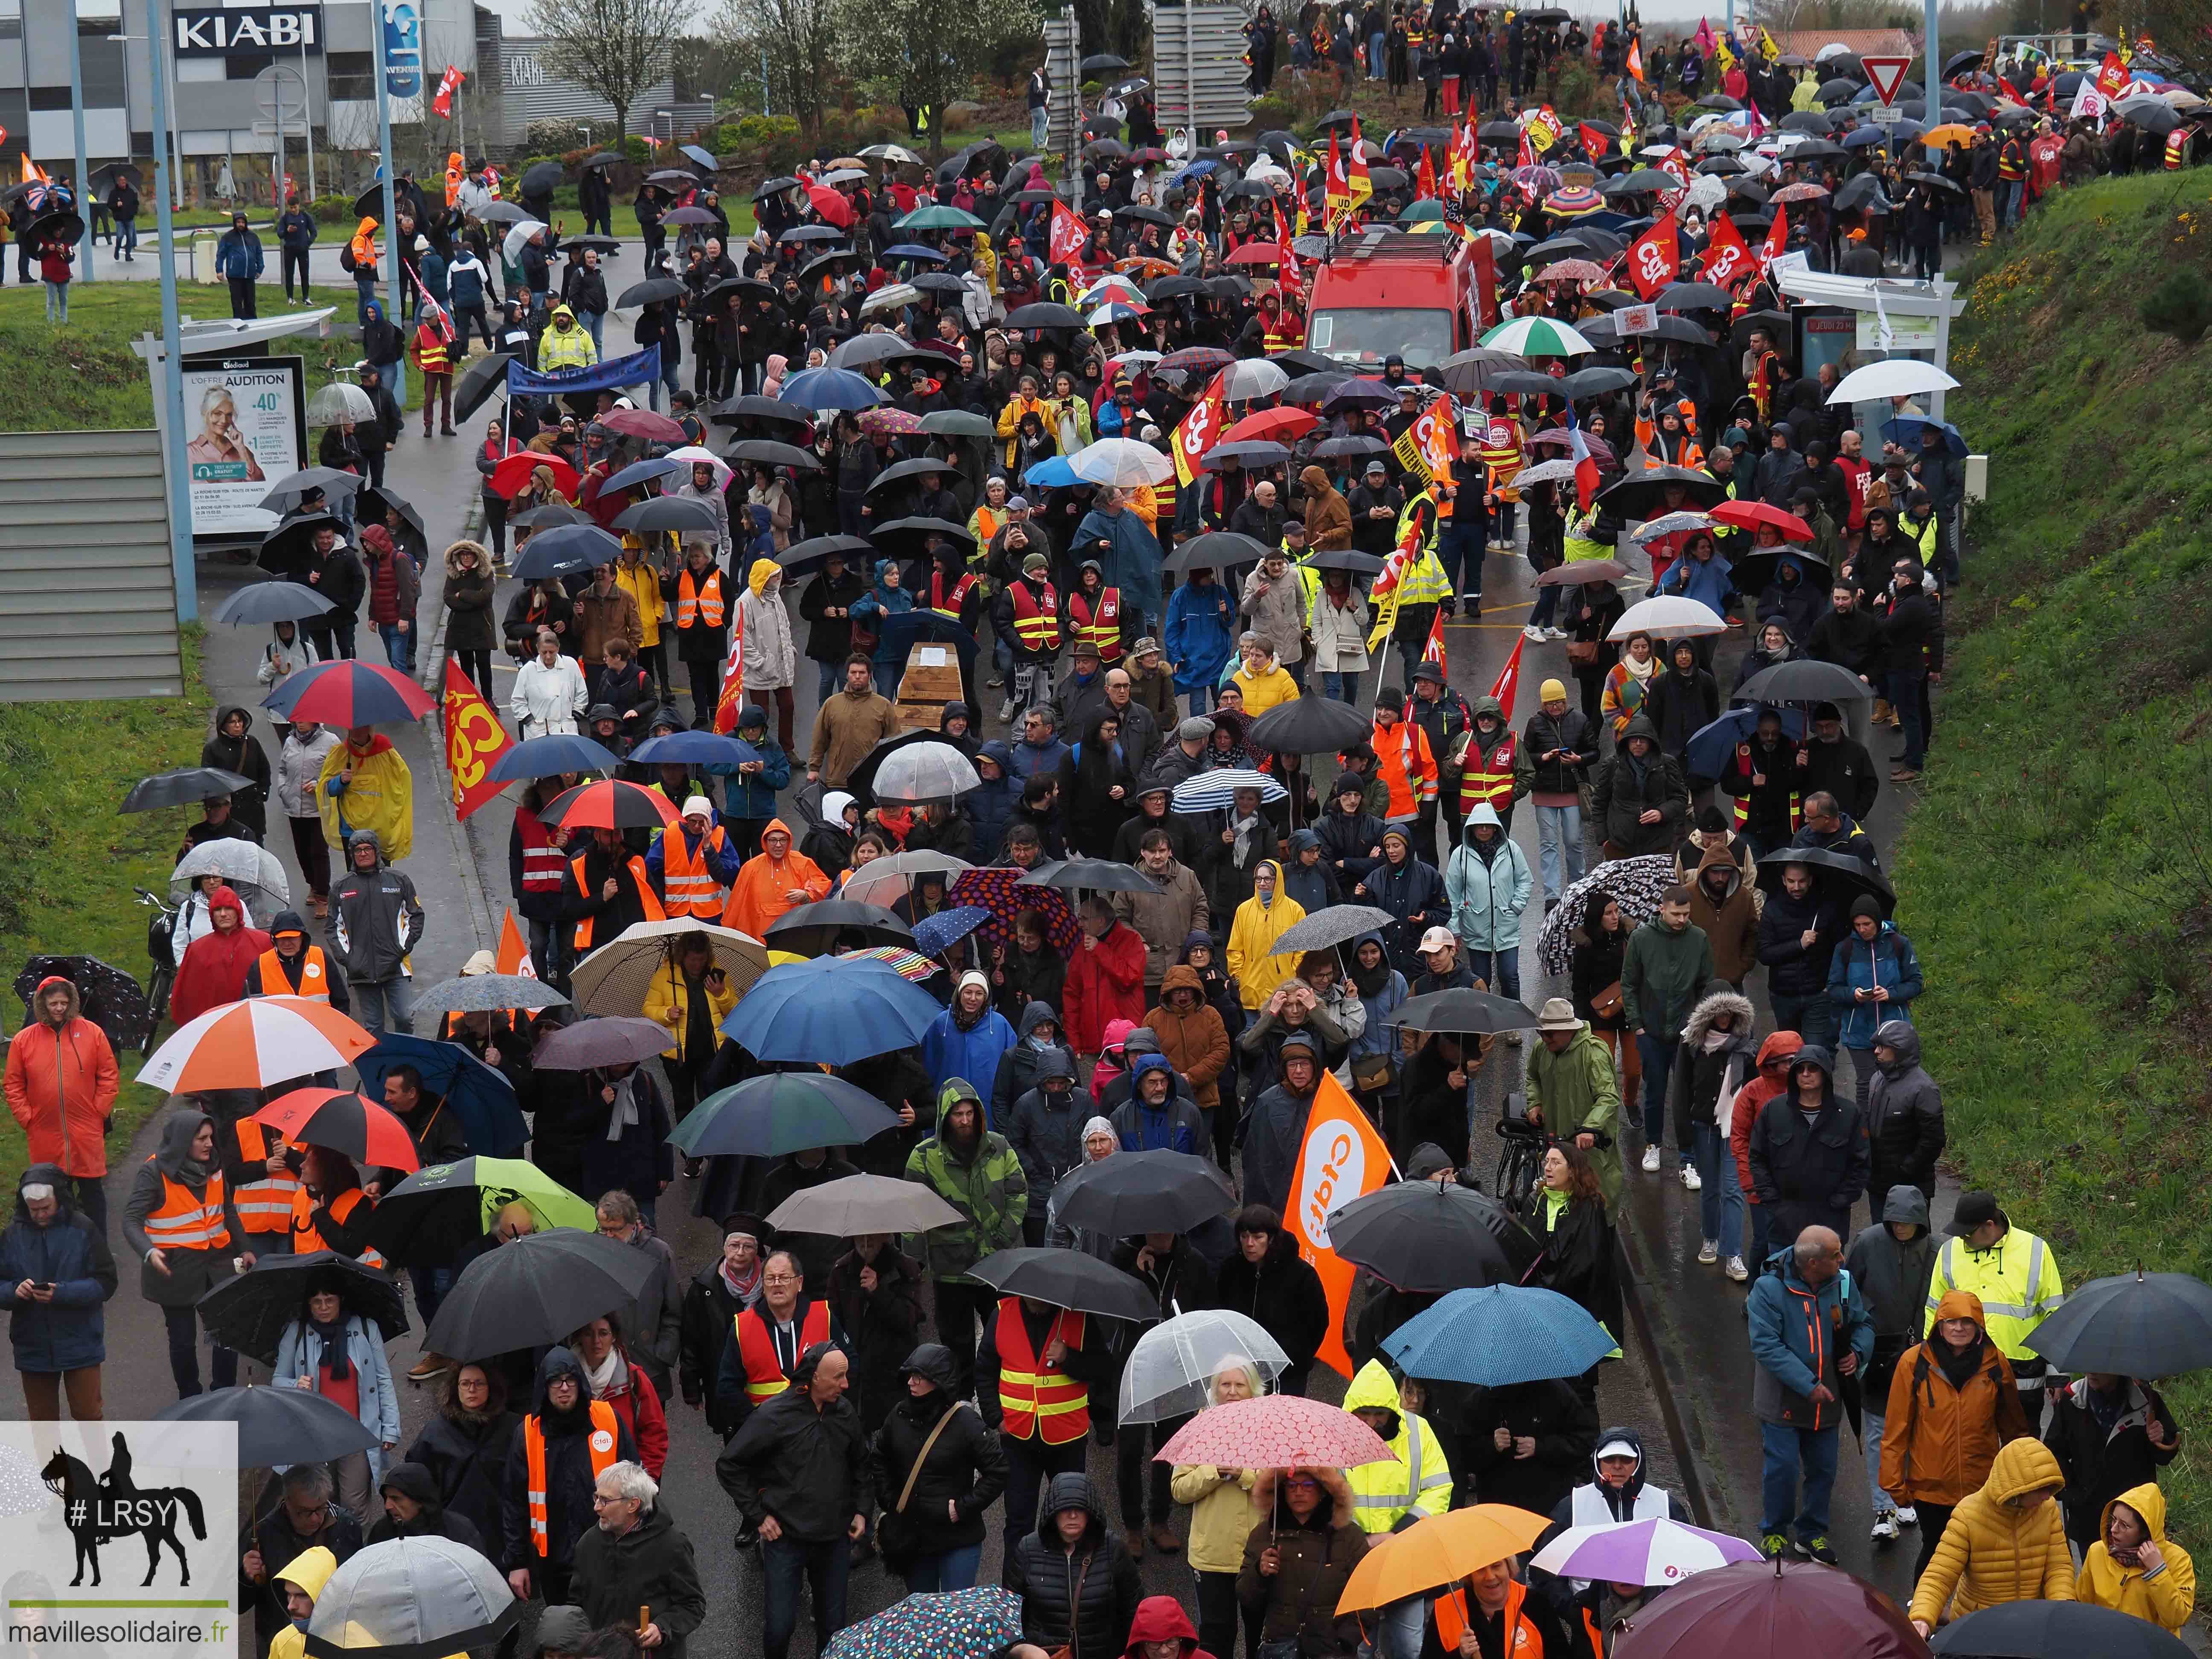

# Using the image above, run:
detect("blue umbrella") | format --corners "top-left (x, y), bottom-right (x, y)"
top-left (510, 523), bottom-right (623, 582)
top-left (1880, 414), bottom-right (1968, 459)
top-left (602, 456), bottom-right (685, 495)
top-left (1683, 704), bottom-right (1807, 782)
top-left (825, 1584), bottom-right (1022, 1659)
top-left (353, 1033), bottom-right (529, 1158)
top-left (486, 731), bottom-right (624, 783)
top-left (881, 243), bottom-right (951, 262)
top-left (1020, 453), bottom-right (1079, 489)
top-left (1382, 1284), bottom-right (1616, 1386)
top-left (912, 904), bottom-right (991, 958)
top-left (628, 730), bottom-right (760, 768)
top-left (669, 1071), bottom-right (902, 1157)
top-left (679, 144), bottom-right (719, 170)
top-left (719, 956), bottom-right (943, 1063)
top-left (777, 366), bottom-right (889, 410)
top-left (1842, 125), bottom-right (1890, 148)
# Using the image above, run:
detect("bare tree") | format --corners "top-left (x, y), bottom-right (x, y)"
top-left (524, 0), bottom-right (686, 138)
top-left (713, 0), bottom-right (839, 137)
top-left (833, 0), bottom-right (1042, 157)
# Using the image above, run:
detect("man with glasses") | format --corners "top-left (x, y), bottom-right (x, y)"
top-left (596, 1190), bottom-right (683, 1404)
top-left (241, 1465), bottom-right (363, 1653)
top-left (571, 1462), bottom-right (706, 1658)
top-left (717, 1251), bottom-right (849, 1451)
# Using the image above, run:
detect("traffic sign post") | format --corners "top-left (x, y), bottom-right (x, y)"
top-left (1862, 54), bottom-right (1913, 108)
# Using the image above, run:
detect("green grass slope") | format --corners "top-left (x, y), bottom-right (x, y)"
top-left (1899, 170), bottom-right (2212, 1540)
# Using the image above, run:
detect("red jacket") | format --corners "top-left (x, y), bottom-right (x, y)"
top-left (1730, 1029), bottom-right (1805, 1199)
top-left (170, 919), bottom-right (275, 1026)
top-left (4, 979), bottom-right (120, 1177)
top-left (1061, 922), bottom-right (1148, 1057)
top-left (597, 1360), bottom-right (670, 1479)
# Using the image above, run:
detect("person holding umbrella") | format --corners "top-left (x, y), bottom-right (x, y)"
top-left (1171, 1359), bottom-right (1267, 1656)
top-left (1237, 1466), bottom-right (1364, 1659)
top-left (979, 1277), bottom-right (1118, 1545)
top-left (2046, 1372), bottom-right (2183, 1561)
top-left (316, 725), bottom-right (413, 862)
top-left (242, 1468), bottom-right (363, 1655)
top-left (273, 1265), bottom-right (402, 1517)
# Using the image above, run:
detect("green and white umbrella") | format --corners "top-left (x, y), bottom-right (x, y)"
top-left (1481, 315), bottom-right (1595, 357)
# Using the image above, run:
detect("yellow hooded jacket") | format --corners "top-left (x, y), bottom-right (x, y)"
top-left (1225, 859), bottom-right (1306, 1010)
top-left (316, 734), bottom-right (414, 860)
top-left (1907, 1438), bottom-right (2075, 1627)
top-left (1341, 1359), bottom-right (1454, 1534)
top-left (2076, 1482), bottom-right (2195, 1633)
top-left (614, 541), bottom-right (664, 649)
top-left (537, 304), bottom-right (598, 370)
top-left (266, 1545), bottom-right (339, 1659)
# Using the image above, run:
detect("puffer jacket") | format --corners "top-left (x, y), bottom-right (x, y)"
top-left (442, 541), bottom-right (499, 653)
top-left (2075, 1482), bottom-right (2195, 1633)
top-left (902, 1088), bottom-right (1028, 1280)
top-left (1444, 803), bottom-right (1531, 955)
top-left (1877, 1289), bottom-right (2031, 1508)
top-left (1007, 1472), bottom-right (1142, 1659)
top-left (1906, 1438), bottom-right (2075, 1627)
top-left (1589, 716), bottom-right (1687, 856)
top-left (1237, 1472), bottom-right (1366, 1656)
top-left (1826, 919), bottom-right (1924, 1048)
top-left (0, 1163), bottom-right (116, 1372)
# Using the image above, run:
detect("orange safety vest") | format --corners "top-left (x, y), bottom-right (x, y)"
top-left (2166, 131), bottom-right (2186, 170)
top-left (1997, 140), bottom-right (2025, 180)
top-left (733, 1301), bottom-right (832, 1404)
top-left (141, 1161), bottom-right (230, 1252)
top-left (1729, 742), bottom-right (1802, 833)
top-left (1433, 1580), bottom-right (1547, 1658)
top-left (255, 944), bottom-right (332, 1004)
top-left (1375, 720), bottom-right (1436, 816)
top-left (994, 1299), bottom-right (1089, 1444)
top-left (571, 853), bottom-right (665, 950)
top-left (930, 569), bottom-right (980, 621)
top-left (658, 824), bottom-right (730, 918)
top-left (1066, 587), bottom-right (1123, 662)
top-left (233, 1118), bottom-right (301, 1234)
top-left (1455, 731), bottom-right (1518, 816)
top-left (518, 807), bottom-right (568, 894)
top-left (677, 567), bottom-right (728, 630)
top-left (289, 1186), bottom-right (387, 1267)
top-left (1009, 579), bottom-right (1061, 651)
top-left (524, 1400), bottom-right (620, 1555)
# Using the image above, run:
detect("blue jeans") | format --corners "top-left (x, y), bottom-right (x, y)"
top-left (1369, 31), bottom-right (1385, 74)
top-left (1769, 991), bottom-right (1839, 1050)
top-left (873, 659), bottom-right (899, 697)
top-left (581, 309), bottom-right (604, 353)
top-left (380, 622), bottom-right (415, 673)
top-left (1436, 517), bottom-right (1485, 599)
top-left (118, 218), bottom-right (138, 255)
top-left (1994, 178), bottom-right (2020, 229)
top-left (1889, 667), bottom-right (1926, 768)
top-left (902, 1542), bottom-right (982, 1592)
top-left (1635, 1033), bottom-right (1684, 1162)
top-left (1692, 1123), bottom-right (1743, 1254)
top-left (350, 975), bottom-right (415, 1035)
top-left (1466, 946), bottom-right (1518, 1001)
top-left (817, 660), bottom-right (841, 702)
top-left (1863, 1406), bottom-right (1900, 1518)
top-left (1534, 802), bottom-right (1584, 902)
top-left (1030, 106), bottom-right (1050, 149)
top-left (762, 1534), bottom-right (850, 1659)
top-left (1358, 1595), bottom-right (1425, 1659)
top-left (1320, 670), bottom-right (1357, 702)
top-left (1747, 1201), bottom-right (1772, 1279)
top-left (1760, 1419), bottom-right (1840, 1539)
top-left (44, 281), bottom-right (68, 322)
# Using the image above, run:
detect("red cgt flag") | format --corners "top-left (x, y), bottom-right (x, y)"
top-left (1702, 211), bottom-right (1755, 288)
top-left (1755, 200), bottom-right (1789, 284)
top-left (1577, 122), bottom-right (1612, 159)
top-left (2096, 50), bottom-right (2129, 98)
top-left (1172, 367), bottom-right (1230, 487)
top-left (1048, 199), bottom-right (1089, 270)
top-left (442, 659), bottom-right (515, 820)
top-left (1625, 211), bottom-right (1679, 300)
top-left (1487, 632), bottom-right (1526, 724)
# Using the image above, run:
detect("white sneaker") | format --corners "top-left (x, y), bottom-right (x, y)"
top-left (1895, 1506), bottom-right (1918, 1526)
top-left (1697, 1239), bottom-right (1718, 1264)
top-left (1545, 627), bottom-right (1570, 641)
top-left (1680, 1163), bottom-right (1703, 1191)
top-left (1724, 1255), bottom-right (1749, 1282)
top-left (1640, 1144), bottom-right (1662, 1173)
top-left (1871, 1514), bottom-right (1899, 1543)
top-left (1522, 623), bottom-right (1545, 642)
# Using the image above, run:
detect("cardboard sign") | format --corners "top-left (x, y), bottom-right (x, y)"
top-left (1617, 303), bottom-right (1659, 335)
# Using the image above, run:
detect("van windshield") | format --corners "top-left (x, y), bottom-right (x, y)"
top-left (1308, 308), bottom-right (1455, 369)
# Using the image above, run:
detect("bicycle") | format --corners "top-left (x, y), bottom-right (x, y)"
top-left (134, 887), bottom-right (178, 1054)
top-left (1494, 1111), bottom-right (1615, 1209)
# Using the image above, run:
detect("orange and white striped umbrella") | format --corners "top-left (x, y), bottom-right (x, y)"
top-left (140, 996), bottom-right (376, 1092)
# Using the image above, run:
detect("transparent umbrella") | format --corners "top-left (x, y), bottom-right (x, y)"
top-left (840, 849), bottom-right (975, 909)
top-left (306, 382), bottom-right (375, 428)
top-left (305, 1536), bottom-right (520, 1659)
top-left (1118, 1308), bottom-right (1290, 1423)
top-left (170, 839), bottom-right (291, 914)
top-left (870, 740), bottom-right (981, 803)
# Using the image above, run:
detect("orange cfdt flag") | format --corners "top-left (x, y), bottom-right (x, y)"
top-left (1284, 1070), bottom-right (1393, 1379)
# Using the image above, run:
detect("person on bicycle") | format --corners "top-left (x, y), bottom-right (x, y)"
top-left (1522, 999), bottom-right (1623, 1216)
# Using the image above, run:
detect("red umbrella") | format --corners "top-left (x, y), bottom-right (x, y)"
top-left (541, 777), bottom-right (681, 832)
top-left (1156, 1395), bottom-right (1397, 1469)
top-left (1224, 407), bottom-right (1318, 444)
top-left (806, 183), bottom-right (854, 227)
top-left (489, 451), bottom-right (580, 502)
top-left (1610, 1558), bottom-right (1927, 1659)
top-left (597, 407), bottom-right (687, 444)
top-left (256, 1087), bottom-right (421, 1172)
top-left (269, 658), bottom-right (436, 726)
top-left (1711, 500), bottom-right (1814, 541)
top-left (1224, 242), bottom-right (1287, 266)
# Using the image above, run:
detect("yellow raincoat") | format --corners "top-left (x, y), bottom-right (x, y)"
top-left (316, 732), bottom-right (414, 860)
top-left (614, 540), bottom-right (664, 649)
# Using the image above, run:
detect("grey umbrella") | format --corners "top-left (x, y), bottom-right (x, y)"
top-left (122, 766), bottom-right (252, 812)
top-left (1266, 904), bottom-right (1398, 957)
top-left (412, 974), bottom-right (571, 1016)
top-left (259, 466), bottom-right (364, 515)
top-left (870, 740), bottom-right (981, 803)
top-left (305, 1536), bottom-right (521, 1659)
top-left (530, 1015), bottom-right (675, 1070)
top-left (764, 1172), bottom-right (965, 1237)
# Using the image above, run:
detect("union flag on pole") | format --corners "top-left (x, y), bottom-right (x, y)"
top-left (496, 909), bottom-right (537, 978)
top-left (442, 659), bottom-right (515, 820)
top-left (1624, 211), bottom-right (1679, 300)
top-left (432, 64), bottom-right (466, 118)
top-left (1563, 406), bottom-right (1601, 512)
top-left (1324, 128), bottom-right (1351, 224)
top-left (1172, 368), bottom-right (1229, 487)
top-left (1487, 632), bottom-right (1525, 723)
top-left (1421, 608), bottom-right (1447, 681)
top-left (1284, 1071), bottom-right (1393, 1378)
top-left (1416, 145), bottom-right (1438, 201)
top-left (1048, 199), bottom-right (1089, 269)
top-left (1755, 200), bottom-right (1789, 285)
top-left (2096, 50), bottom-right (2129, 98)
top-left (1627, 35), bottom-right (1644, 81)
top-left (712, 607), bottom-right (748, 733)
top-left (1702, 211), bottom-right (1754, 288)
top-left (1577, 122), bottom-right (1612, 159)
top-left (1346, 120), bottom-right (1372, 209)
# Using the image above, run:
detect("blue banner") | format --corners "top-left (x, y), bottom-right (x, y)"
top-left (382, 0), bottom-right (421, 97)
top-left (505, 346), bottom-right (663, 398)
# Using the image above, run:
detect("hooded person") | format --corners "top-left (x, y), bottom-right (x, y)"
top-left (1845, 1185), bottom-right (1939, 1543)
top-left (738, 556), bottom-right (799, 750)
top-left (315, 725), bottom-right (414, 861)
top-left (169, 884), bottom-right (275, 1026)
top-left (201, 704), bottom-right (274, 840)
top-left (1444, 801), bottom-right (1531, 1004)
top-left (1280, 827), bottom-right (1343, 916)
top-left (721, 816), bottom-right (831, 938)
top-left (0, 1161), bottom-right (118, 1416)
top-left (501, 1346), bottom-right (641, 1603)
top-left (1146, 964), bottom-right (1231, 1120)
top-left (903, 1080), bottom-right (1028, 1397)
top-left (364, 1459), bottom-right (489, 1553)
top-left (4, 978), bottom-right (121, 1223)
top-left (1240, 1029), bottom-right (1323, 1228)
top-left (1005, 1471), bottom-right (1142, 1659)
top-left (2075, 1482), bottom-right (2196, 1633)
top-left (1828, 895), bottom-right (1924, 1107)
top-left (1864, 1020), bottom-right (1944, 1205)
top-left (1905, 1438), bottom-right (2075, 1636)
top-left (1746, 1045), bottom-right (1870, 1249)
top-left (1878, 1289), bottom-right (2033, 1579)
top-left (1590, 715), bottom-right (1686, 859)
top-left (265, 1544), bottom-right (339, 1659)
top-left (1358, 824), bottom-right (1449, 972)
top-left (1685, 837), bottom-right (1759, 987)
top-left (124, 1109), bottom-right (249, 1398)
top-left (1226, 857), bottom-right (1307, 1014)
top-left (869, 1341), bottom-right (1010, 1591)
top-left (1109, 1051), bottom-right (1204, 1156)
top-left (1534, 1428), bottom-right (1693, 1606)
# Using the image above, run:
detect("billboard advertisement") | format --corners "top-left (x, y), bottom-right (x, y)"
top-left (180, 355), bottom-right (305, 538)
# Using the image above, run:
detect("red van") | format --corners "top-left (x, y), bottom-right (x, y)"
top-left (1303, 228), bottom-right (1499, 371)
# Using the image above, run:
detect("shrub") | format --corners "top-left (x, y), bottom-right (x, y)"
top-left (2142, 269), bottom-right (2212, 345)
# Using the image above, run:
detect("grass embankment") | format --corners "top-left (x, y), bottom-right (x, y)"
top-left (1896, 169), bottom-right (2212, 1541)
top-left (0, 282), bottom-right (363, 429)
top-left (0, 629), bottom-right (213, 1193)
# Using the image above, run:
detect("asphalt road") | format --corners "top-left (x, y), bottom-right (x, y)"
top-left (15, 368), bottom-right (1936, 1654)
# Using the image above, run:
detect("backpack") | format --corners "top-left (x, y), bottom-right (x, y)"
top-left (338, 244), bottom-right (357, 274)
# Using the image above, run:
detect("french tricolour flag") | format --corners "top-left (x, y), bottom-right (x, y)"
top-left (1566, 406), bottom-right (1601, 513)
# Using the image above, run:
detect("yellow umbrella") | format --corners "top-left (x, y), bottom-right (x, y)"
top-left (1336, 1505), bottom-right (1554, 1613)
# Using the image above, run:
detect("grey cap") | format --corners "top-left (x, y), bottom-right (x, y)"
top-left (1178, 716), bottom-right (1216, 741)
top-left (536, 1607), bottom-right (593, 1654)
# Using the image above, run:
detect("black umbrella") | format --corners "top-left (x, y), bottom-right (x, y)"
top-left (156, 1383), bottom-right (378, 1467)
top-left (712, 393), bottom-right (813, 429)
top-left (259, 466), bottom-right (365, 515)
top-left (1018, 859), bottom-right (1163, 894)
top-left (865, 456), bottom-right (960, 495)
top-left (214, 581), bottom-right (336, 625)
top-left (778, 532), bottom-right (875, 575)
top-left (752, 174), bottom-right (803, 202)
top-left (13, 954), bottom-right (149, 1054)
top-left (453, 351), bottom-right (518, 422)
top-left (1728, 546), bottom-right (1829, 596)
top-left (969, 1246), bottom-right (1159, 1322)
top-left (1655, 280), bottom-right (1734, 311)
top-left (1595, 467), bottom-right (1728, 516)
top-left (1246, 694), bottom-right (1373, 756)
top-left (518, 160), bottom-right (564, 198)
top-left (1313, 109), bottom-right (1362, 133)
top-left (195, 1251), bottom-right (410, 1366)
top-left (122, 766), bottom-right (253, 812)
top-left (1311, 434), bottom-right (1389, 460)
top-left (613, 495), bottom-right (722, 536)
top-left (1834, 174), bottom-right (1890, 212)
top-left (871, 515), bottom-right (975, 553)
top-left (614, 277), bottom-right (686, 309)
top-left (672, 1073), bottom-right (903, 1158)
top-left (426, 1227), bottom-right (663, 1359)
top-left (2020, 1269), bottom-right (2212, 1378)
top-left (1081, 51), bottom-right (1131, 72)
top-left (702, 276), bottom-right (780, 306)
top-left (1907, 170), bottom-right (1968, 196)
top-left (1299, 548), bottom-right (1386, 576)
top-left (1326, 1178), bottom-right (1542, 1292)
top-left (1160, 531), bottom-right (1273, 575)
top-left (723, 438), bottom-right (821, 471)
top-left (581, 151), bottom-right (623, 168)
top-left (1007, 302), bottom-right (1086, 330)
top-left (357, 485), bottom-right (426, 545)
top-left (507, 503), bottom-right (590, 531)
top-left (921, 409), bottom-right (992, 439)
top-left (510, 523), bottom-right (622, 583)
top-left (1734, 657), bottom-right (1873, 706)
top-left (1389, 987), bottom-right (1544, 1034)
top-left (1560, 366), bottom-right (1636, 399)
top-left (1930, 1601), bottom-right (2192, 1659)
top-left (1754, 846), bottom-right (1895, 917)
top-left (765, 898), bottom-right (914, 955)
top-left (256, 509), bottom-right (343, 577)
top-left (1051, 1150), bottom-right (1237, 1237)
top-left (475, 200), bottom-right (529, 224)
top-left (562, 233), bottom-right (621, 256)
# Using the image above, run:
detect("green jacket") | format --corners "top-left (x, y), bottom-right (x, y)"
top-left (1620, 917), bottom-right (1714, 1040)
top-left (904, 1082), bottom-right (1028, 1281)
top-left (1522, 1025), bottom-right (1623, 1212)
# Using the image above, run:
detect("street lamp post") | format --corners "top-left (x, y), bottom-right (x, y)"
top-left (68, 7), bottom-right (96, 282)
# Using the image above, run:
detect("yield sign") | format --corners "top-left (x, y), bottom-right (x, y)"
top-left (1862, 54), bottom-right (1913, 106)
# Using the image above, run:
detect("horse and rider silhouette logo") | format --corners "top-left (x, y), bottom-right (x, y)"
top-left (37, 1432), bottom-right (207, 1588)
